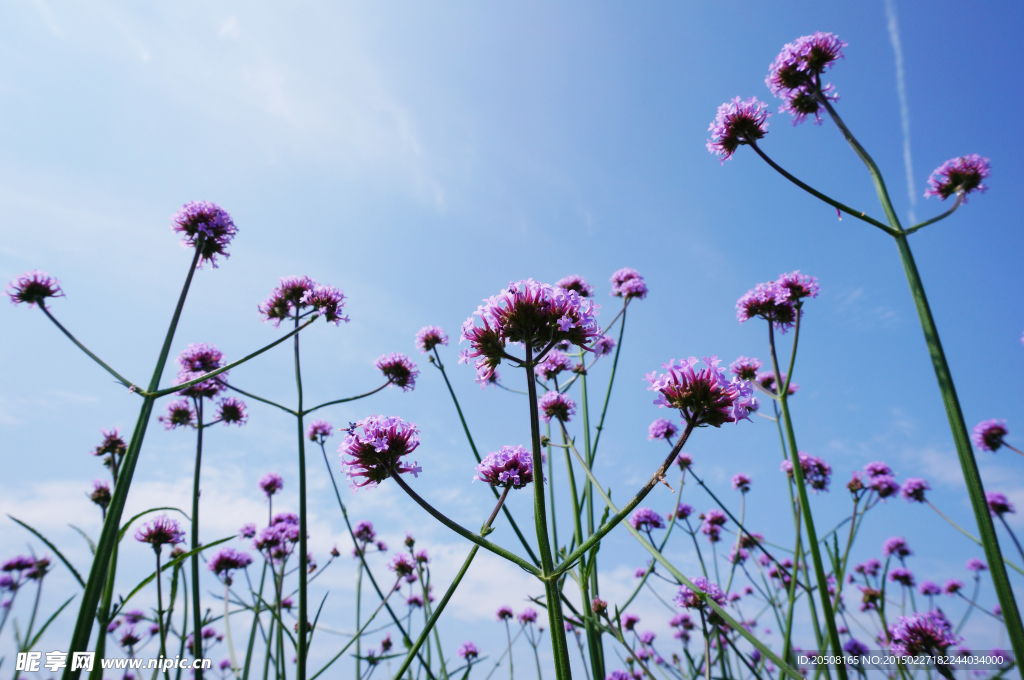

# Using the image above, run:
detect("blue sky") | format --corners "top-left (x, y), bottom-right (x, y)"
top-left (2, 0), bottom-right (1023, 672)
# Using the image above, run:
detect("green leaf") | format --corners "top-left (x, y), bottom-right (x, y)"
top-left (8, 516), bottom-right (85, 589)
top-left (118, 535), bottom-right (234, 608)
top-left (30, 596), bottom-right (76, 648)
top-left (68, 525), bottom-right (97, 555)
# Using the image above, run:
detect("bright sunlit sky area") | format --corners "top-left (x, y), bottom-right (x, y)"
top-left (2, 0), bottom-right (1023, 672)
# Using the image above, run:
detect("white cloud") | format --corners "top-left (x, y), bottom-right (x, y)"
top-left (219, 16), bottom-right (241, 40)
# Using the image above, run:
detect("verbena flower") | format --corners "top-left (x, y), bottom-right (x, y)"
top-left (889, 568), bottom-right (915, 587)
top-left (239, 523), bottom-right (257, 539)
top-left (924, 155), bottom-right (990, 202)
top-left (619, 613), bottom-right (639, 630)
top-left (732, 473), bottom-right (752, 493)
top-left (122, 610), bottom-right (145, 625)
top-left (638, 631), bottom-right (656, 645)
top-left (258, 276), bottom-right (349, 327)
top-left (707, 97), bottom-right (770, 162)
top-left (407, 594), bottom-right (424, 608)
top-left (459, 279), bottom-right (601, 384)
top-left (389, 553), bottom-right (416, 579)
top-left (216, 397), bottom-right (247, 425)
top-left (645, 356), bottom-right (755, 428)
top-left (6, 271), bottom-right (64, 307)
top-left (135, 515), bottom-right (185, 553)
top-left (90, 480), bottom-right (111, 511)
top-left (175, 343), bottom-right (227, 399)
top-left (592, 334), bottom-right (617, 356)
top-left (973, 419), bottom-right (1008, 452)
top-left (259, 473), bottom-right (284, 498)
top-left (591, 598), bottom-right (608, 615)
top-left (2, 556), bottom-right (37, 573)
top-left (756, 371), bottom-right (799, 396)
top-left (883, 537), bottom-right (912, 559)
top-left (920, 581), bottom-right (941, 596)
top-left (701, 509), bottom-right (727, 543)
top-left (415, 326), bottom-right (449, 353)
top-left (496, 606), bottom-right (514, 621)
top-left (537, 350), bottom-right (573, 380)
top-left (870, 475), bottom-right (900, 499)
top-left (648, 418), bottom-right (678, 441)
top-left (854, 559), bottom-right (881, 577)
top-left (354, 521), bottom-right (376, 543)
top-left (170, 201), bottom-right (237, 268)
top-left (93, 428), bottom-right (127, 457)
top-left (781, 452), bottom-right (832, 492)
top-left (209, 548), bottom-right (253, 583)
top-left (864, 461), bottom-right (892, 478)
top-left (890, 611), bottom-right (960, 656)
top-left (987, 492), bottom-right (1015, 517)
top-left (728, 545), bottom-right (750, 564)
top-left (766, 33), bottom-right (846, 124)
top-left (943, 579), bottom-right (963, 594)
top-left (538, 391), bottom-right (577, 423)
top-left (414, 549), bottom-right (429, 564)
top-left (674, 504), bottom-right (693, 521)
top-left (253, 522), bottom-right (300, 564)
top-left (966, 558), bottom-right (987, 573)
top-left (307, 420), bottom-right (333, 444)
top-left (376, 353), bottom-right (419, 391)
top-left (158, 399), bottom-right (196, 430)
top-left (675, 453), bottom-right (693, 470)
top-left (728, 356), bottom-right (761, 382)
top-left (609, 268), bottom-right (648, 300)
top-left (474, 445), bottom-right (534, 489)
top-left (339, 415), bottom-right (422, 489)
top-left (556, 275), bottom-right (594, 297)
top-left (629, 508), bottom-right (666, 532)
top-left (675, 577), bottom-right (726, 610)
top-left (901, 478), bottom-right (930, 503)
top-left (843, 638), bottom-right (869, 655)
top-left (119, 626), bottom-right (143, 650)
top-left (458, 642), bottom-right (479, 660)
top-left (518, 608), bottom-right (538, 625)
top-left (304, 284), bottom-right (349, 325)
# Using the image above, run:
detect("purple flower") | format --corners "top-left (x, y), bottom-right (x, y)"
top-left (90, 480), bottom-right (111, 511)
top-left (518, 608), bottom-right (538, 625)
top-left (216, 397), bottom-right (248, 425)
top-left (537, 350), bottom-right (573, 380)
top-left (407, 594), bottom-right (424, 608)
top-left (755, 371), bottom-right (799, 396)
top-left (239, 523), bottom-right (257, 539)
top-left (728, 545), bottom-right (749, 565)
top-left (675, 452), bottom-right (693, 470)
top-left (987, 491), bottom-right (1015, 517)
top-left (496, 606), bottom-right (514, 621)
top-left (638, 631), bottom-right (656, 645)
top-left (766, 33), bottom-right (846, 125)
top-left (538, 391), bottom-right (577, 423)
top-left (119, 626), bottom-right (143, 649)
top-left (707, 97), bottom-right (770, 162)
top-left (973, 419), bottom-right (1008, 452)
top-left (854, 559), bottom-right (881, 577)
top-left (254, 522), bottom-right (300, 563)
top-left (728, 356), bottom-right (762, 382)
top-left (353, 521), bottom-right (376, 544)
top-left (843, 638), bottom-right (869, 655)
top-left (648, 418), bottom-right (678, 441)
top-left (209, 548), bottom-right (253, 581)
top-left (870, 475), bottom-right (900, 499)
top-left (159, 398), bottom-right (196, 430)
top-left (967, 558), bottom-right (989, 573)
top-left (889, 568), bottom-right (915, 587)
top-left (7, 271), bottom-right (64, 307)
top-left (864, 461), bottom-right (892, 478)
top-left (174, 343), bottom-right (227, 399)
top-left (259, 276), bottom-right (314, 325)
top-left (556, 275), bottom-right (594, 297)
top-left (592, 334), bottom-right (617, 356)
top-left (732, 473), bottom-right (752, 493)
top-left (307, 420), bottom-right (333, 443)
top-left (781, 452), bottom-right (832, 492)
top-left (645, 356), bottom-right (755, 428)
top-left (609, 268), bottom-right (648, 300)
top-left (415, 326), bottom-right (449, 354)
top-left (459, 279), bottom-right (601, 384)
top-left (339, 415), bottom-right (422, 489)
top-left (2, 555), bottom-right (36, 573)
top-left (606, 672), bottom-right (632, 680)
top-left (883, 537), bottom-right (912, 559)
top-left (389, 552), bottom-right (416, 579)
top-left (474, 445), bottom-right (534, 489)
top-left (170, 201), bottom-right (237, 268)
top-left (414, 549), bottom-right (429, 565)
top-left (634, 566), bottom-right (648, 579)
top-left (272, 512), bottom-right (298, 526)
top-left (629, 508), bottom-right (666, 532)
top-left (303, 285), bottom-right (349, 325)
top-left (701, 509), bottom-right (727, 543)
top-left (458, 642), bottom-right (479, 661)
top-left (135, 515), bottom-right (185, 553)
top-left (93, 428), bottom-right (127, 458)
top-left (901, 478), bottom-right (930, 503)
top-left (375, 353), bottom-right (419, 391)
top-left (122, 610), bottom-right (145, 625)
top-left (675, 577), bottom-right (727, 610)
top-left (924, 155), bottom-right (990, 202)
top-left (890, 611), bottom-right (960, 656)
top-left (943, 579), bottom-right (963, 594)
top-left (776, 271), bottom-right (820, 301)
top-left (259, 473), bottom-right (284, 498)
top-left (619, 613), bottom-right (639, 630)
top-left (737, 282), bottom-right (796, 332)
top-left (919, 581), bottom-right (941, 596)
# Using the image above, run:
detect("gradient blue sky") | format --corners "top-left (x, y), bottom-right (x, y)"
top-left (2, 0), bottom-right (1022, 671)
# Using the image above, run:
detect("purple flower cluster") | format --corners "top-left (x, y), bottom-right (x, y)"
top-left (732, 473), bottom-right (752, 493)
top-left (648, 418), bottom-right (678, 441)
top-left (209, 548), bottom-right (253, 582)
top-left (258, 276), bottom-right (348, 327)
top-left (556, 275), bottom-right (594, 297)
top-left (901, 477), bottom-right (930, 503)
top-left (645, 356), bottom-right (755, 428)
top-left (538, 390), bottom-right (577, 423)
top-left (159, 398), bottom-right (195, 430)
top-left (253, 514), bottom-right (300, 564)
top-left (174, 343), bottom-right (227, 399)
top-left (6, 271), bottom-right (64, 307)
top-left (457, 642), bottom-right (479, 661)
top-left (765, 33), bottom-right (846, 125)
top-left (259, 473), bottom-right (284, 498)
top-left (170, 201), bottom-right (238, 268)
top-left (737, 271), bottom-right (819, 332)
top-left (518, 608), bottom-right (538, 625)
top-left (474, 445), bottom-right (534, 489)
top-left (674, 577), bottom-right (726, 610)
top-left (889, 568), bottom-right (915, 587)
top-left (987, 492), bottom-right (1015, 517)
top-left (134, 515), bottom-right (186, 553)
top-left (496, 606), bottom-right (514, 621)
top-left (728, 356), bottom-right (761, 382)
top-left (307, 420), bottom-right (334, 444)
top-left (889, 611), bottom-right (960, 656)
top-left (629, 508), bottom-right (666, 532)
top-left (536, 350), bottom-right (573, 381)
top-left (415, 326), bottom-right (449, 354)
top-left (93, 428), bottom-right (127, 457)
top-left (924, 155), bottom-right (990, 202)
top-left (339, 415), bottom-right (422, 489)
top-left (375, 353), bottom-right (419, 391)
top-left (389, 553), bottom-right (417, 581)
top-left (882, 537), bottom-right (912, 559)
top-left (592, 334), bottom-right (617, 356)
top-left (90, 480), bottom-right (112, 511)
top-left (707, 97), bottom-right (770, 162)
top-left (973, 419), bottom-right (1008, 452)
top-left (701, 509), bottom-right (727, 543)
top-left (609, 268), bottom-right (648, 300)
top-left (459, 279), bottom-right (601, 384)
top-left (216, 397), bottom-right (248, 425)
top-left (781, 452), bottom-right (832, 492)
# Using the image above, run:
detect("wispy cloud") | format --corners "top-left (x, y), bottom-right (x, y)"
top-left (885, 0), bottom-right (917, 225)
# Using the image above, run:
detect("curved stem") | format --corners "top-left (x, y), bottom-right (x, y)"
top-left (39, 306), bottom-right (138, 391)
top-left (155, 551), bottom-right (168, 679)
top-left (223, 384), bottom-right (297, 416)
top-left (191, 400), bottom-right (205, 677)
top-left (904, 194), bottom-right (963, 235)
top-left (303, 382), bottom-right (390, 415)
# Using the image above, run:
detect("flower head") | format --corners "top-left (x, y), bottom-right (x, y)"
top-left (496, 606), bottom-right (514, 621)
top-left (901, 478), bottom-right (930, 503)
top-left (592, 334), bottom-right (617, 356)
top-left (518, 608), bottom-right (538, 625)
top-left (924, 155), bottom-right (990, 202)
top-left (638, 631), bottom-right (656, 646)
top-left (883, 537), bottom-right (912, 559)
top-left (170, 201), bottom-right (237, 268)
top-left (619, 613), bottom-right (639, 631)
top-left (375, 353), bottom-right (418, 391)
top-left (674, 503), bottom-right (693, 520)
top-left (175, 343), bottom-right (227, 399)
top-left (415, 326), bottom-right (449, 353)
top-left (920, 581), bottom-right (941, 596)
top-left (943, 579), bottom-right (963, 594)
top-left (7, 271), bottom-right (64, 307)
top-left (556, 275), bottom-right (594, 297)
top-left (119, 626), bottom-right (143, 650)
top-left (864, 461), bottom-right (892, 478)
top-left (135, 515), bottom-right (186, 553)
top-left (159, 399), bottom-right (196, 430)
top-left (304, 285), bottom-right (349, 325)
top-left (967, 558), bottom-right (988, 573)
top-left (537, 350), bottom-right (573, 381)
top-left (675, 577), bottom-right (727, 610)
top-left (675, 453), bottom-right (693, 470)
top-left (987, 492), bottom-right (1015, 517)
top-left (93, 428), bottom-right (127, 458)
top-left (737, 281), bottom-right (796, 332)
top-left (781, 452), bottom-right (832, 492)
top-left (890, 611), bottom-right (960, 656)
top-left (869, 475), bottom-right (900, 499)
top-left (254, 522), bottom-right (300, 564)
top-left (609, 268), bottom-right (648, 300)
top-left (259, 473), bottom-right (284, 498)
top-left (2, 555), bottom-right (37, 573)
top-left (353, 521), bottom-right (376, 544)
top-left (90, 480), bottom-right (111, 511)
top-left (239, 523), bottom-right (257, 539)
top-left (629, 508), bottom-right (666, 532)
top-left (474, 445), bottom-right (534, 489)
top-left (732, 474), bottom-right (752, 493)
top-left (216, 397), bottom-right (248, 425)
top-left (843, 638), bottom-right (869, 656)
top-left (701, 509), bottom-right (727, 543)
top-left (307, 420), bottom-right (333, 444)
top-left (389, 553), bottom-right (416, 579)
top-left (538, 391), bottom-right (577, 423)
top-left (648, 418), bottom-right (678, 442)
top-left (889, 568), bottom-right (915, 587)
top-left (707, 97), bottom-right (770, 162)
top-left (645, 356), bottom-right (755, 428)
top-left (973, 419), bottom-right (1008, 452)
top-left (339, 415), bottom-right (422, 489)
top-left (728, 357), bottom-right (762, 382)
top-left (458, 642), bottom-right (479, 661)
top-left (209, 548), bottom-right (253, 582)
top-left (854, 559), bottom-right (881, 577)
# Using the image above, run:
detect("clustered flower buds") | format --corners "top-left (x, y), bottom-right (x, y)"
top-left (474, 445), bottom-right (535, 489)
top-left (170, 201), bottom-right (238, 268)
top-left (375, 353), bottom-right (419, 391)
top-left (645, 356), bottom-right (755, 428)
top-left (6, 271), bottom-right (64, 307)
top-left (781, 452), bottom-right (832, 492)
top-left (258, 276), bottom-right (348, 327)
top-left (134, 515), bottom-right (186, 554)
top-left (415, 326), bottom-right (449, 354)
top-left (339, 415), bottom-right (422, 489)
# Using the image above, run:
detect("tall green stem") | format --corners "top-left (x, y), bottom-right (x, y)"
top-left (192, 399), bottom-right (206, 677)
top-left (293, 315), bottom-right (309, 680)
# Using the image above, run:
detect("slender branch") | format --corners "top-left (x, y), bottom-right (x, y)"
top-left (223, 384), bottom-right (297, 416)
top-left (904, 193), bottom-right (963, 235)
top-left (304, 382), bottom-right (390, 415)
top-left (39, 306), bottom-right (139, 392)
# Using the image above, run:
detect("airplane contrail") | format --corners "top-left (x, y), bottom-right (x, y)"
top-left (885, 0), bottom-right (916, 225)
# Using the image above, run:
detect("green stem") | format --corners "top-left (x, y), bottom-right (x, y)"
top-left (294, 314), bottom-right (309, 680)
top-left (39, 306), bottom-right (138, 391)
top-left (904, 194), bottom-right (963, 235)
top-left (192, 399), bottom-right (205, 677)
top-left (224, 384), bottom-right (297, 416)
top-left (156, 551), bottom-right (168, 679)
top-left (304, 382), bottom-right (389, 415)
